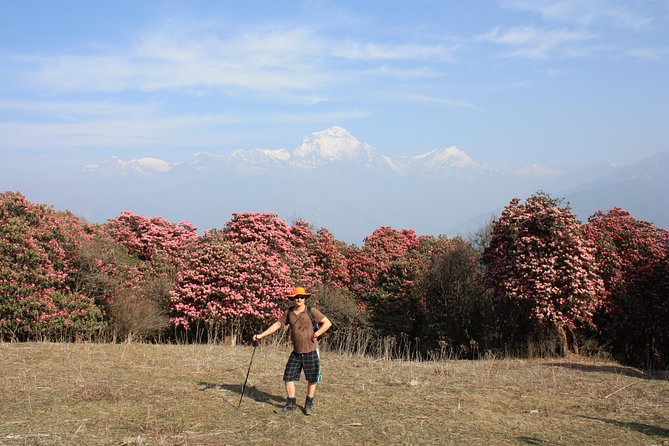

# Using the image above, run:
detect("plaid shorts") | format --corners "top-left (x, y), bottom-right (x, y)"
top-left (283, 349), bottom-right (321, 383)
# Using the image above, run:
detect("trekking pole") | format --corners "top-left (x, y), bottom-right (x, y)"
top-left (237, 341), bottom-right (258, 409)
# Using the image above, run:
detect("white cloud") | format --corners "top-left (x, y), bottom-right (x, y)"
top-left (0, 103), bottom-right (371, 151)
top-left (492, 1), bottom-right (663, 62)
top-left (622, 47), bottom-right (669, 61)
top-left (29, 44), bottom-right (330, 95)
top-left (0, 117), bottom-right (236, 151)
top-left (331, 41), bottom-right (458, 61)
top-left (17, 21), bottom-right (457, 99)
top-left (481, 25), bottom-right (596, 59)
top-left (363, 65), bottom-right (443, 79)
top-left (267, 109), bottom-right (371, 124)
top-left (0, 98), bottom-right (157, 119)
top-left (401, 94), bottom-right (477, 109)
top-left (502, 0), bottom-right (655, 30)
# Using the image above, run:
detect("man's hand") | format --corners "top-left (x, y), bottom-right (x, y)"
top-left (253, 334), bottom-right (261, 342)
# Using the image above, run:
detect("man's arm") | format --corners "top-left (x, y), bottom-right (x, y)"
top-left (313, 317), bottom-right (332, 340)
top-left (253, 321), bottom-right (283, 342)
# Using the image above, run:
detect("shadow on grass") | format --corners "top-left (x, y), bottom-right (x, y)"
top-left (198, 381), bottom-right (284, 407)
top-left (581, 416), bottom-right (669, 437)
top-left (544, 362), bottom-right (650, 379)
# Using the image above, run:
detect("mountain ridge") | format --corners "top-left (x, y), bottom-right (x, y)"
top-left (83, 126), bottom-right (497, 179)
top-left (22, 127), bottom-right (668, 244)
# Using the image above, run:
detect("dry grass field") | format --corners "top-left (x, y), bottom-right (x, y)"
top-left (1, 342), bottom-right (668, 446)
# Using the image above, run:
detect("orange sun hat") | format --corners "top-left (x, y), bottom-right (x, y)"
top-left (287, 287), bottom-right (311, 298)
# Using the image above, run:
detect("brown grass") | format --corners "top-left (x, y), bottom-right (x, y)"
top-left (1, 342), bottom-right (668, 445)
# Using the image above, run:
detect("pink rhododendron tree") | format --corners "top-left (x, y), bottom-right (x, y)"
top-left (171, 213), bottom-right (295, 341)
top-left (348, 227), bottom-right (431, 338)
top-left (583, 208), bottom-right (669, 368)
top-left (221, 212), bottom-right (350, 290)
top-left (104, 210), bottom-right (198, 264)
top-left (289, 220), bottom-right (350, 290)
top-left (171, 212), bottom-right (354, 341)
top-left (170, 232), bottom-right (292, 341)
top-left (348, 227), bottom-right (421, 297)
top-left (101, 211), bottom-right (199, 340)
top-left (482, 193), bottom-right (605, 355)
top-left (0, 192), bottom-right (103, 340)
top-left (222, 212), bottom-right (300, 288)
top-left (220, 212), bottom-right (293, 254)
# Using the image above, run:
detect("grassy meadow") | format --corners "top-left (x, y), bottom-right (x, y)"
top-left (1, 342), bottom-right (668, 445)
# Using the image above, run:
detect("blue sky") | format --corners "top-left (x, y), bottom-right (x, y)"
top-left (1, 0), bottom-right (668, 169)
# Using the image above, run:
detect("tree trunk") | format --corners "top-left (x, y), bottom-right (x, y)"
top-left (554, 321), bottom-right (568, 357)
top-left (566, 325), bottom-right (579, 355)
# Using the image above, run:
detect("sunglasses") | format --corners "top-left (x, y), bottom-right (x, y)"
top-left (289, 296), bottom-right (307, 300)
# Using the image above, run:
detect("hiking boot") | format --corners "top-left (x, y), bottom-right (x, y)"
top-left (274, 398), bottom-right (297, 414)
top-left (304, 396), bottom-right (315, 416)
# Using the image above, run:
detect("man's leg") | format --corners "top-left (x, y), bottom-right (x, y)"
top-left (275, 353), bottom-right (301, 414)
top-left (303, 350), bottom-right (321, 415)
top-left (285, 380), bottom-right (296, 398)
top-left (304, 382), bottom-right (317, 415)
top-left (306, 381), bottom-right (317, 398)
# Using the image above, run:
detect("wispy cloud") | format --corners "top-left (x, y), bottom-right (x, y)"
top-left (0, 102), bottom-right (370, 151)
top-left (480, 25), bottom-right (596, 59)
top-left (0, 116), bottom-right (238, 151)
top-left (622, 47), bottom-right (669, 61)
top-left (502, 0), bottom-right (655, 30)
top-left (492, 1), bottom-right (664, 62)
top-left (331, 41), bottom-right (458, 61)
top-left (0, 13), bottom-right (464, 154)
top-left (0, 98), bottom-right (158, 119)
top-left (401, 94), bottom-right (477, 110)
top-left (16, 21), bottom-right (456, 100)
top-left (28, 29), bottom-right (331, 95)
top-left (363, 65), bottom-right (443, 79)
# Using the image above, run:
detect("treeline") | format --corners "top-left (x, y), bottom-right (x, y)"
top-left (0, 191), bottom-right (667, 369)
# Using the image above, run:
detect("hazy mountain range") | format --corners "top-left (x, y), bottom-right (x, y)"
top-left (4, 126), bottom-right (667, 244)
top-left (83, 126), bottom-right (487, 178)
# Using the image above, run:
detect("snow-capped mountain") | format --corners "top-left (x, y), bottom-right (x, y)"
top-left (177, 152), bottom-right (226, 171)
top-left (223, 149), bottom-right (290, 172)
top-left (189, 148), bottom-right (290, 173)
top-left (84, 126), bottom-right (485, 177)
top-left (83, 156), bottom-right (172, 177)
top-left (395, 146), bottom-right (488, 178)
top-left (290, 126), bottom-right (395, 171)
top-left (9, 126), bottom-right (666, 244)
